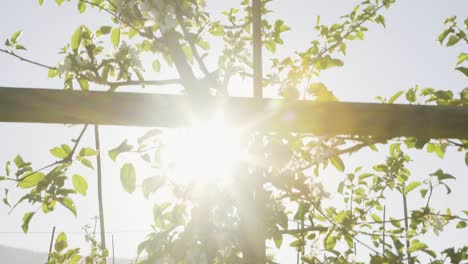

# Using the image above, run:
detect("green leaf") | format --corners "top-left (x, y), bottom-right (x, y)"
top-left (376, 15), bottom-right (386, 28)
top-left (14, 155), bottom-right (27, 168)
top-left (142, 176), bottom-right (165, 199)
top-left (129, 28), bottom-right (138, 38)
top-left (389, 217), bottom-right (401, 228)
top-left (55, 232), bottom-right (68, 252)
top-left (388, 91), bottom-right (404, 104)
top-left (59, 197), bottom-right (77, 217)
top-left (273, 231), bottom-right (283, 249)
top-left (455, 67), bottom-right (468, 78)
top-left (71, 26), bottom-right (82, 51)
top-left (457, 52), bottom-right (468, 65)
top-left (408, 241), bottom-right (427, 253)
top-left (11, 30), bottom-right (22, 42)
top-left (72, 174), bottom-right (88, 196)
top-left (38, 0), bottom-right (45, 6)
top-left (2, 189), bottom-right (10, 208)
top-left (438, 29), bottom-right (452, 44)
top-left (80, 158), bottom-right (94, 170)
top-left (19, 172), bottom-right (45, 189)
top-left (50, 146), bottom-right (68, 159)
top-left (48, 69), bottom-right (59, 78)
top-left (21, 211), bottom-right (35, 233)
top-left (6, 161), bottom-right (11, 176)
top-left (15, 44), bottom-right (27, 51)
top-left (55, 0), bottom-right (64, 6)
top-left (78, 78), bottom-right (89, 91)
top-left (324, 231), bottom-right (337, 250)
top-left (108, 139), bottom-right (133, 162)
top-left (111, 27), bottom-right (120, 47)
top-left (422, 249), bottom-right (437, 258)
top-left (79, 147), bottom-right (98, 157)
top-left (137, 129), bottom-right (162, 144)
top-left (430, 169), bottom-right (456, 181)
top-left (196, 40), bottom-right (210, 50)
top-left (77, 1), bottom-right (86, 13)
top-left (96, 26), bottom-right (112, 37)
top-left (420, 189), bottom-right (428, 198)
top-left (265, 40), bottom-right (276, 53)
top-left (404, 181), bottom-right (421, 195)
top-left (456, 221), bottom-right (467, 229)
top-left (152, 60), bottom-right (161, 72)
top-left (446, 35), bottom-right (460, 47)
top-left (330, 156), bottom-right (345, 172)
top-left (465, 152), bottom-right (468, 167)
top-left (289, 239), bottom-right (304, 247)
top-left (120, 163), bottom-right (136, 194)
top-left (371, 214), bottom-right (382, 223)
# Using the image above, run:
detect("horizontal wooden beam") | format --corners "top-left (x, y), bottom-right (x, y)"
top-left (1, 87), bottom-right (467, 138)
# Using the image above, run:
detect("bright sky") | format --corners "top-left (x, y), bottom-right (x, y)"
top-left (0, 0), bottom-right (467, 263)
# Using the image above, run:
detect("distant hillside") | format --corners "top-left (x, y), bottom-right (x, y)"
top-left (0, 245), bottom-right (131, 264)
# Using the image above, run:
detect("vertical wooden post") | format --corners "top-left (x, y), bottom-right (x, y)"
top-left (112, 234), bottom-right (115, 264)
top-left (249, 0), bottom-right (267, 262)
top-left (94, 125), bottom-right (107, 263)
top-left (47, 226), bottom-right (56, 262)
top-left (252, 0), bottom-right (263, 99)
top-left (382, 206), bottom-right (386, 256)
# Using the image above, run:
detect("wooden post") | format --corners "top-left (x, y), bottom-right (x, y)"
top-left (94, 125), bottom-right (107, 263)
top-left (382, 206), bottom-right (386, 256)
top-left (246, 0), bottom-right (267, 262)
top-left (47, 226), bottom-right (56, 262)
top-left (252, 0), bottom-right (263, 99)
top-left (112, 234), bottom-right (115, 264)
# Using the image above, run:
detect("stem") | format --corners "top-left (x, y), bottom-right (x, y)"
top-left (94, 125), bottom-right (107, 262)
top-left (403, 191), bottom-right (412, 264)
top-left (0, 48), bottom-right (55, 70)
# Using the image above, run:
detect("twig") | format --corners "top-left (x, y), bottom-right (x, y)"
top-left (0, 48), bottom-right (55, 70)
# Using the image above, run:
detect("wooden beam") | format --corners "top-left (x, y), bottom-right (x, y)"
top-left (1, 87), bottom-right (467, 138)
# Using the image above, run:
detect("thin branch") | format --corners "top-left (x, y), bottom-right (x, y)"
top-left (174, 6), bottom-right (210, 77)
top-left (280, 226), bottom-right (328, 234)
top-left (447, 139), bottom-right (468, 148)
top-left (0, 48), bottom-right (55, 70)
top-left (79, 0), bottom-right (152, 40)
top-left (17, 125), bottom-right (89, 182)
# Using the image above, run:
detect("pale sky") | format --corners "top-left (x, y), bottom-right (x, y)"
top-left (0, 0), bottom-right (467, 263)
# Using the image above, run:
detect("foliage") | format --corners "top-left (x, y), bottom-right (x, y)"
top-left (47, 226), bottom-right (109, 264)
top-left (0, 0), bottom-right (467, 263)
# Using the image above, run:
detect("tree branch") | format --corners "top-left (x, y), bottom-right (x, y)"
top-left (0, 48), bottom-right (55, 70)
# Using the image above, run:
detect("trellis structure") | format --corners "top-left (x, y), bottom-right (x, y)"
top-left (1, 87), bottom-right (468, 138)
top-left (1, 0), bottom-right (468, 263)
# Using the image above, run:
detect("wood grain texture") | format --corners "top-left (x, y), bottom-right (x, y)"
top-left (1, 87), bottom-right (467, 138)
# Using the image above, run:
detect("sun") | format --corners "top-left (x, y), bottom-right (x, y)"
top-left (160, 118), bottom-right (242, 184)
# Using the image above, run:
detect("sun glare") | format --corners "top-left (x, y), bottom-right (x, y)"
top-left (161, 119), bottom-right (242, 184)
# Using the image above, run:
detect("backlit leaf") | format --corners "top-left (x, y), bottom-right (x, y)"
top-left (55, 232), bottom-right (68, 252)
top-left (59, 197), bottom-right (77, 217)
top-left (404, 181), bottom-right (421, 195)
top-left (21, 211), bottom-right (35, 233)
top-left (108, 139), bottom-right (133, 161)
top-left (19, 172), bottom-right (45, 189)
top-left (111, 27), bottom-right (120, 47)
top-left (72, 174), bottom-right (88, 196)
top-left (120, 163), bottom-right (136, 194)
top-left (71, 26), bottom-right (82, 51)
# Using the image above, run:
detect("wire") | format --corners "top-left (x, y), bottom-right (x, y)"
top-left (0, 230), bottom-right (152, 235)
